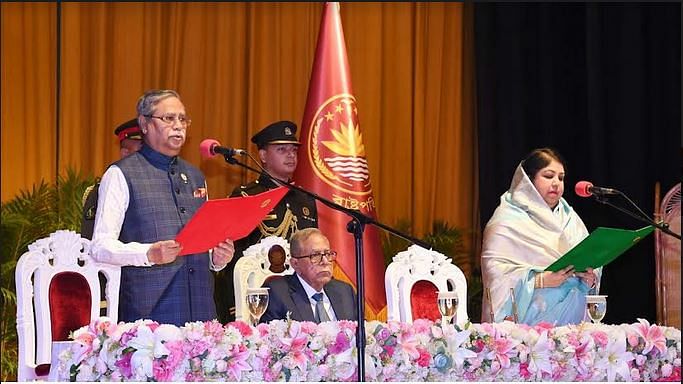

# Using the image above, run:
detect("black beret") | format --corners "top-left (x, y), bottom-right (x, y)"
top-left (114, 118), bottom-right (143, 142)
top-left (251, 120), bottom-right (301, 149)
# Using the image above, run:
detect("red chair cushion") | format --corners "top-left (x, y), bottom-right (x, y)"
top-left (49, 272), bottom-right (92, 341)
top-left (35, 363), bottom-right (51, 377)
top-left (263, 274), bottom-right (284, 285)
top-left (410, 280), bottom-right (440, 321)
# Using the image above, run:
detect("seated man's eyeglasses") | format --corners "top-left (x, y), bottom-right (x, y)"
top-left (145, 114), bottom-right (192, 127)
top-left (292, 250), bottom-right (337, 264)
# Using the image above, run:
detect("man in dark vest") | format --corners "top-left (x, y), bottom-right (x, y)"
top-left (214, 120), bottom-right (318, 323)
top-left (91, 89), bottom-right (235, 326)
top-left (81, 118), bottom-right (143, 240)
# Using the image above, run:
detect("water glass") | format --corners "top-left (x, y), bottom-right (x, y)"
top-left (585, 294), bottom-right (607, 324)
top-left (246, 287), bottom-right (269, 326)
top-left (436, 290), bottom-right (459, 325)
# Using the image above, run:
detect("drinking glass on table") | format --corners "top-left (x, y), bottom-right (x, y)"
top-left (585, 294), bottom-right (607, 324)
top-left (246, 287), bottom-right (269, 326)
top-left (437, 290), bottom-right (459, 325)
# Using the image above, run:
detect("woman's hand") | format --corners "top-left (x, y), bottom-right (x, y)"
top-left (539, 265), bottom-right (575, 288)
top-left (575, 267), bottom-right (597, 289)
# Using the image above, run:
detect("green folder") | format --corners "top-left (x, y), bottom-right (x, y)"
top-left (545, 225), bottom-right (654, 272)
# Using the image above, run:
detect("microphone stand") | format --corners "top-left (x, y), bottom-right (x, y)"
top-left (222, 152), bottom-right (432, 381)
top-left (593, 192), bottom-right (681, 240)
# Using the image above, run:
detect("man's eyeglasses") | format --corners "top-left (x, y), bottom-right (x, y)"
top-left (145, 114), bottom-right (192, 127)
top-left (292, 250), bottom-right (337, 264)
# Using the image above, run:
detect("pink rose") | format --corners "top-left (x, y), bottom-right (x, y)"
top-left (628, 333), bottom-right (640, 347)
top-left (473, 338), bottom-right (486, 353)
top-left (567, 333), bottom-right (580, 347)
top-left (114, 351), bottom-right (133, 378)
top-left (229, 321), bottom-right (253, 337)
top-left (337, 319), bottom-right (357, 333)
top-left (329, 332), bottom-right (351, 354)
top-left (203, 319), bottom-right (225, 338)
top-left (153, 359), bottom-right (173, 382)
top-left (384, 345), bottom-right (395, 357)
top-left (215, 359), bottom-right (227, 373)
top-left (534, 322), bottom-right (554, 332)
top-left (147, 322), bottom-right (160, 332)
top-left (519, 362), bottom-right (532, 379)
top-left (416, 348), bottom-right (431, 367)
top-left (256, 323), bottom-right (269, 337)
top-left (591, 331), bottom-right (609, 347)
top-left (636, 354), bottom-right (647, 366)
top-left (300, 321), bottom-right (318, 335)
top-left (165, 340), bottom-right (185, 370)
top-left (377, 327), bottom-right (391, 342)
top-left (185, 340), bottom-right (211, 357)
top-left (480, 322), bottom-right (496, 334)
top-left (412, 318), bottom-right (433, 334)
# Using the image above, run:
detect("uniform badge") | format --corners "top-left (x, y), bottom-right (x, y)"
top-left (302, 207), bottom-right (310, 216)
top-left (284, 127), bottom-right (292, 136)
top-left (193, 187), bottom-right (206, 198)
top-left (180, 173), bottom-right (188, 183)
top-left (85, 206), bottom-right (96, 220)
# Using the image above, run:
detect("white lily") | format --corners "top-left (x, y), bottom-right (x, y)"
top-left (595, 330), bottom-right (635, 382)
top-left (527, 331), bottom-right (553, 378)
top-left (444, 328), bottom-right (477, 367)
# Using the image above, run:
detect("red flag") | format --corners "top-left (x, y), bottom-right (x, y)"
top-left (294, 2), bottom-right (386, 319)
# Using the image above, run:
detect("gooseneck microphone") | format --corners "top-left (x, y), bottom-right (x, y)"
top-left (574, 180), bottom-right (620, 197)
top-left (574, 179), bottom-right (680, 240)
top-left (199, 139), bottom-right (246, 159)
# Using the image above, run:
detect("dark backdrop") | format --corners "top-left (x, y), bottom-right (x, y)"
top-left (474, 3), bottom-right (680, 324)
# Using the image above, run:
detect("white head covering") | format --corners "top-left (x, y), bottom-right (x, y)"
top-left (480, 162), bottom-right (589, 322)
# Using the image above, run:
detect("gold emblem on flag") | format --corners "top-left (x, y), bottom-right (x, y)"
top-left (309, 94), bottom-right (372, 196)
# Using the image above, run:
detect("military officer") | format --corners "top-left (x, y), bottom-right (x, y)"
top-left (215, 120), bottom-right (318, 323)
top-left (81, 118), bottom-right (143, 240)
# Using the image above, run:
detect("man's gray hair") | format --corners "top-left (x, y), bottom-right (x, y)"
top-left (290, 228), bottom-right (325, 257)
top-left (136, 89), bottom-right (180, 126)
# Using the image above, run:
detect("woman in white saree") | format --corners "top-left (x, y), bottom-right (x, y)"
top-left (481, 148), bottom-right (600, 325)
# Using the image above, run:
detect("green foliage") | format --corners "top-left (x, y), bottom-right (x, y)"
top-left (0, 168), bottom-right (96, 382)
top-left (422, 220), bottom-right (468, 267)
top-left (380, 219), bottom-right (413, 267)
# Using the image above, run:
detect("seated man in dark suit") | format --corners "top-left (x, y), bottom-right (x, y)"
top-left (260, 228), bottom-right (357, 323)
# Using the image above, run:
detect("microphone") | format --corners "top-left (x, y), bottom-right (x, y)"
top-left (199, 139), bottom-right (246, 159)
top-left (575, 180), bottom-right (620, 197)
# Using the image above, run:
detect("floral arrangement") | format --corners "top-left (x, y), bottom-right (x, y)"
top-left (57, 317), bottom-right (681, 382)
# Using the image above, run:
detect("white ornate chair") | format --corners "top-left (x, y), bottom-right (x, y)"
top-left (385, 245), bottom-right (468, 325)
top-left (655, 182), bottom-right (681, 328)
top-left (233, 236), bottom-right (294, 322)
top-left (15, 230), bottom-right (121, 381)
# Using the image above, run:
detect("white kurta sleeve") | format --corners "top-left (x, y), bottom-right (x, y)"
top-left (90, 165), bottom-right (153, 267)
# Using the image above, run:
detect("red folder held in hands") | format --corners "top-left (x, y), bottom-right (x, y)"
top-left (175, 186), bottom-right (288, 255)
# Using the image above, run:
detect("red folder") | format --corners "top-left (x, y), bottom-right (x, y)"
top-left (175, 186), bottom-right (288, 255)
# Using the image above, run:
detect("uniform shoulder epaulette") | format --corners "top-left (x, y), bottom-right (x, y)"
top-left (82, 183), bottom-right (98, 207)
top-left (241, 181), bottom-right (261, 190)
